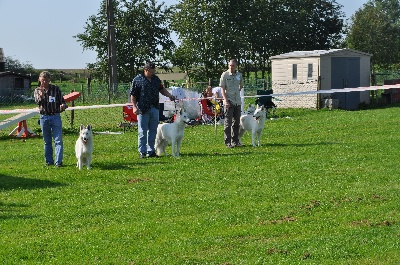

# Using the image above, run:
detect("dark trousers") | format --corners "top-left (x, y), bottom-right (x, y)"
top-left (224, 103), bottom-right (241, 145)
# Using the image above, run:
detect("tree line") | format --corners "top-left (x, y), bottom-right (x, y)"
top-left (75, 0), bottom-right (345, 83)
top-left (6, 0), bottom-right (400, 84)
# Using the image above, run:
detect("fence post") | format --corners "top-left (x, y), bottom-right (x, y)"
top-left (70, 89), bottom-right (75, 128)
top-left (81, 84), bottom-right (85, 104)
top-left (87, 76), bottom-right (91, 95)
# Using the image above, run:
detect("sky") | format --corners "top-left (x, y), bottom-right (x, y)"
top-left (0, 0), bottom-right (368, 69)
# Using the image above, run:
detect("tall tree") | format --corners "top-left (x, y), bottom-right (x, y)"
top-left (169, 0), bottom-right (229, 82)
top-left (75, 0), bottom-right (175, 83)
top-left (170, 0), bottom-right (344, 81)
top-left (5, 56), bottom-right (35, 75)
top-left (345, 0), bottom-right (400, 68)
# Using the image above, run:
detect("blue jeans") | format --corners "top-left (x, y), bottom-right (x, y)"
top-left (40, 113), bottom-right (63, 165)
top-left (137, 106), bottom-right (159, 154)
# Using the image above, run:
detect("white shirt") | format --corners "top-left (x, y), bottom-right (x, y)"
top-left (212, 86), bottom-right (223, 99)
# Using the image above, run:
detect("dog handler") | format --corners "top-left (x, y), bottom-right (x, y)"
top-left (220, 58), bottom-right (244, 148)
top-left (130, 62), bottom-right (176, 158)
top-left (34, 71), bottom-right (67, 167)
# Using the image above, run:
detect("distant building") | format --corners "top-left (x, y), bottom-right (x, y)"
top-left (0, 48), bottom-right (32, 98)
top-left (0, 71), bottom-right (32, 97)
top-left (156, 72), bottom-right (187, 81)
top-left (270, 49), bottom-right (372, 110)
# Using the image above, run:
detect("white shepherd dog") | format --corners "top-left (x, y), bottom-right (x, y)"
top-left (155, 108), bottom-right (190, 157)
top-left (239, 105), bottom-right (267, 146)
top-left (75, 124), bottom-right (94, 170)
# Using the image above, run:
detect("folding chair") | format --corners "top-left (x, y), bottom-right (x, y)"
top-left (199, 99), bottom-right (223, 125)
top-left (119, 105), bottom-right (138, 131)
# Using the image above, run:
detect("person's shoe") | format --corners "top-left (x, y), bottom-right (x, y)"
top-left (45, 162), bottom-right (54, 166)
top-left (148, 152), bottom-right (159, 158)
top-left (139, 153), bottom-right (147, 159)
top-left (55, 163), bottom-right (62, 168)
top-left (233, 142), bottom-right (244, 147)
top-left (226, 144), bottom-right (233, 148)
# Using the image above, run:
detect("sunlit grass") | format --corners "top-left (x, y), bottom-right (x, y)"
top-left (1, 105), bottom-right (400, 264)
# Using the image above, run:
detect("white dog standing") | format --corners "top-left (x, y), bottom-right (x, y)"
top-left (75, 124), bottom-right (93, 170)
top-left (155, 108), bottom-right (190, 157)
top-left (239, 105), bottom-right (267, 146)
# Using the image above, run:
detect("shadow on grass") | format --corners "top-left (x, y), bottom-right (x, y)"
top-left (184, 142), bottom-right (337, 157)
top-left (0, 174), bottom-right (64, 220)
top-left (267, 141), bottom-right (338, 147)
top-left (0, 134), bottom-right (42, 141)
top-left (183, 150), bottom-right (255, 157)
top-left (0, 201), bottom-right (34, 220)
top-left (94, 160), bottom-right (169, 170)
top-left (0, 174), bottom-right (66, 191)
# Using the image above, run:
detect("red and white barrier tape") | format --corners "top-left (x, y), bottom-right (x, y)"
top-left (1, 84), bottom-right (400, 115)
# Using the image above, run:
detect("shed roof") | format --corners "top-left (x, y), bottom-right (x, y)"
top-left (269, 48), bottom-right (372, 60)
top-left (156, 72), bottom-right (187, 81)
top-left (0, 71), bottom-right (31, 78)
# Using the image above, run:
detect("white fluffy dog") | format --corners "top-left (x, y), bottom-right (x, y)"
top-left (239, 105), bottom-right (267, 146)
top-left (75, 124), bottom-right (93, 170)
top-left (155, 108), bottom-right (190, 157)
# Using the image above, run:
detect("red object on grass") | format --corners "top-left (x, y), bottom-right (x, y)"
top-left (123, 105), bottom-right (138, 123)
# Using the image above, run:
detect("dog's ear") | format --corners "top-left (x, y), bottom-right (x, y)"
top-left (80, 124), bottom-right (84, 131)
top-left (87, 125), bottom-right (92, 131)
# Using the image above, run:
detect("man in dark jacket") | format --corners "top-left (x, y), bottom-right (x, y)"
top-left (130, 62), bottom-right (175, 158)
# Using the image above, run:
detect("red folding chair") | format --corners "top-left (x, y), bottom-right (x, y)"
top-left (123, 105), bottom-right (138, 123)
top-left (199, 99), bottom-right (223, 125)
top-left (120, 105), bottom-right (138, 131)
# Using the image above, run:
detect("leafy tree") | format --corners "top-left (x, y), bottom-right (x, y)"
top-left (345, 0), bottom-right (400, 69)
top-left (169, 0), bottom-right (228, 82)
top-left (5, 56), bottom-right (35, 75)
top-left (75, 0), bottom-right (175, 83)
top-left (170, 0), bottom-right (345, 81)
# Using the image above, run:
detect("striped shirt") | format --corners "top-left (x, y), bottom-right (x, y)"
top-left (34, 84), bottom-right (66, 115)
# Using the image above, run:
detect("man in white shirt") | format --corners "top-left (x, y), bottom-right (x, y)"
top-left (219, 59), bottom-right (244, 148)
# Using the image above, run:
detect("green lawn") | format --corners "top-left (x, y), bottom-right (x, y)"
top-left (1, 105), bottom-right (400, 264)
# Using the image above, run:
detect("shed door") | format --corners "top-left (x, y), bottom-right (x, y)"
top-left (331, 57), bottom-right (360, 110)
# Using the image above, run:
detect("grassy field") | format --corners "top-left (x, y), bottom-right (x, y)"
top-left (1, 105), bottom-right (400, 264)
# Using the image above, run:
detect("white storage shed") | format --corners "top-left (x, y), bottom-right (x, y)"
top-left (269, 49), bottom-right (372, 110)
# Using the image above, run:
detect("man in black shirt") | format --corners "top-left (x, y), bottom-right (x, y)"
top-left (130, 62), bottom-right (175, 158)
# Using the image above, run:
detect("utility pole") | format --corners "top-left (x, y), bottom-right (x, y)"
top-left (106, 0), bottom-right (117, 97)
